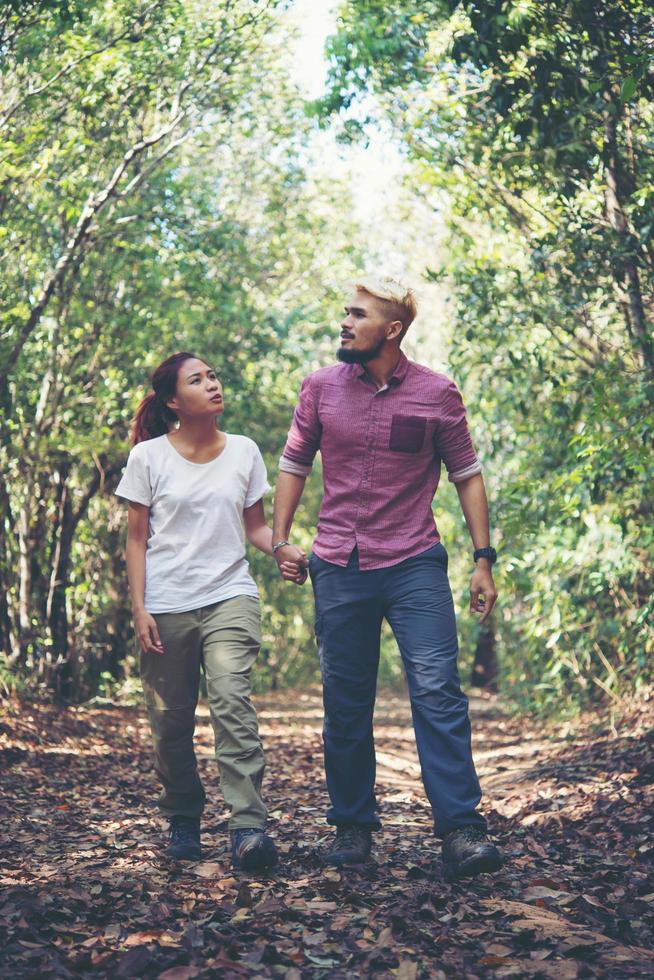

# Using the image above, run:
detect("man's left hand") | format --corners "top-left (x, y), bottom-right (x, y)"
top-left (275, 543), bottom-right (309, 585)
top-left (469, 564), bottom-right (497, 624)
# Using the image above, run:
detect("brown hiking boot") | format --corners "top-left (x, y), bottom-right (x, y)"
top-left (442, 825), bottom-right (503, 882)
top-left (231, 828), bottom-right (278, 871)
top-left (323, 826), bottom-right (372, 867)
top-left (166, 816), bottom-right (202, 861)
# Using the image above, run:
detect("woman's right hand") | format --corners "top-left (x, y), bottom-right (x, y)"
top-left (275, 543), bottom-right (309, 585)
top-left (134, 608), bottom-right (164, 655)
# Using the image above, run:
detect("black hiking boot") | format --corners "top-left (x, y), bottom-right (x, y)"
top-left (166, 815), bottom-right (202, 861)
top-left (231, 828), bottom-right (278, 872)
top-left (323, 826), bottom-right (372, 867)
top-left (441, 825), bottom-right (503, 883)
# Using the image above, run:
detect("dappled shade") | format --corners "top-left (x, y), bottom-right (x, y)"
top-left (1, 690), bottom-right (653, 976)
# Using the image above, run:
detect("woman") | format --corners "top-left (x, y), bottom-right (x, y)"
top-left (115, 352), bottom-right (305, 868)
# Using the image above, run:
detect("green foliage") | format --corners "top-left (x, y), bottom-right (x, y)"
top-left (322, 0), bottom-right (654, 712)
top-left (0, 0), bottom-right (362, 699)
top-left (315, 0), bottom-right (444, 117)
top-left (5, 0), bottom-right (653, 716)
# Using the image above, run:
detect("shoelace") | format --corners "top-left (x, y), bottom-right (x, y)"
top-left (170, 820), bottom-right (198, 845)
top-left (233, 829), bottom-right (263, 854)
top-left (456, 826), bottom-right (487, 844)
top-left (336, 827), bottom-right (367, 849)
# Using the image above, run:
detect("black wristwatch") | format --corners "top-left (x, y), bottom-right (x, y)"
top-left (473, 547), bottom-right (497, 565)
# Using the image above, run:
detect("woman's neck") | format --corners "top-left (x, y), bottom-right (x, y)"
top-left (172, 416), bottom-right (223, 447)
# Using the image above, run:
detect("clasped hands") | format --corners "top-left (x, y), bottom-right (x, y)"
top-left (276, 545), bottom-right (499, 615)
top-left (275, 543), bottom-right (308, 585)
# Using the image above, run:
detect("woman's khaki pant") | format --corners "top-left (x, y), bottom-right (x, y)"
top-left (140, 595), bottom-right (267, 830)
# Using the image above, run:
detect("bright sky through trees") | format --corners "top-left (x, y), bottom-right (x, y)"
top-left (284, 0), bottom-right (450, 364)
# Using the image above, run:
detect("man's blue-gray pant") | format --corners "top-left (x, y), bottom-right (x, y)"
top-left (308, 543), bottom-right (487, 838)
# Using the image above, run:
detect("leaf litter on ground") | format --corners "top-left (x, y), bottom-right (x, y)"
top-left (1, 687), bottom-right (653, 977)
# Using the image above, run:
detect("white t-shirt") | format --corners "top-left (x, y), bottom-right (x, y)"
top-left (115, 433), bottom-right (270, 614)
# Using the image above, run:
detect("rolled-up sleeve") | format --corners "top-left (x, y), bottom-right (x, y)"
top-left (434, 380), bottom-right (482, 483)
top-left (279, 374), bottom-right (321, 477)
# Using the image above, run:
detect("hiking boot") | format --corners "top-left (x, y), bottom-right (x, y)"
top-left (323, 826), bottom-right (372, 867)
top-left (166, 815), bottom-right (202, 861)
top-left (442, 825), bottom-right (503, 882)
top-left (231, 828), bottom-right (278, 872)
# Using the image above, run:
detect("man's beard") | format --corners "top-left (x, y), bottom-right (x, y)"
top-left (337, 337), bottom-right (386, 365)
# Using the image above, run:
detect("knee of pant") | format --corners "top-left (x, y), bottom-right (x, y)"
top-left (321, 663), bottom-right (377, 696)
top-left (409, 671), bottom-right (464, 703)
top-left (207, 685), bottom-right (255, 718)
top-left (149, 706), bottom-right (196, 738)
top-left (213, 714), bottom-right (261, 744)
top-left (206, 672), bottom-right (251, 702)
top-left (209, 699), bottom-right (254, 734)
top-left (323, 706), bottom-right (374, 737)
top-left (323, 688), bottom-right (376, 717)
top-left (217, 743), bottom-right (264, 768)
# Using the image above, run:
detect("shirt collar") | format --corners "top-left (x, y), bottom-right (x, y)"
top-left (390, 351), bottom-right (409, 384)
top-left (353, 350), bottom-right (409, 386)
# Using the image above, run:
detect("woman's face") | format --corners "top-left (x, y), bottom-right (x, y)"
top-left (167, 358), bottom-right (224, 418)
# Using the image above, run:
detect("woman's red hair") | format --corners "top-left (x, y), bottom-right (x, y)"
top-left (130, 352), bottom-right (204, 445)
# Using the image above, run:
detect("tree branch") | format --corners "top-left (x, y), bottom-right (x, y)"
top-left (0, 2), bottom-right (165, 131)
top-left (0, 109), bottom-right (190, 383)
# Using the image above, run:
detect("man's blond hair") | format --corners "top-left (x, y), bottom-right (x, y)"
top-left (354, 275), bottom-right (418, 333)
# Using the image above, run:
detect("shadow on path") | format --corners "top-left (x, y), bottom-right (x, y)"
top-left (1, 688), bottom-right (653, 977)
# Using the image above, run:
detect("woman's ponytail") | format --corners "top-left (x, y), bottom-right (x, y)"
top-left (130, 392), bottom-right (177, 445)
top-left (129, 351), bottom-right (200, 445)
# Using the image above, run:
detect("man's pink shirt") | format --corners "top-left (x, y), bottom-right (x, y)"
top-left (279, 352), bottom-right (482, 570)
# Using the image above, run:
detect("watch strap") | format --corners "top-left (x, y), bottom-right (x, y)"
top-left (473, 546), bottom-right (497, 564)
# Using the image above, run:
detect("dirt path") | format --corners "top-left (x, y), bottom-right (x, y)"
top-left (1, 689), bottom-right (653, 978)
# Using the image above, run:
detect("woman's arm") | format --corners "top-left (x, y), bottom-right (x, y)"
top-left (242, 499), bottom-right (273, 554)
top-left (243, 499), bottom-right (307, 583)
top-left (126, 502), bottom-right (163, 654)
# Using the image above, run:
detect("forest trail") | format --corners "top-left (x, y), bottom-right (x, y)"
top-left (1, 689), bottom-right (653, 978)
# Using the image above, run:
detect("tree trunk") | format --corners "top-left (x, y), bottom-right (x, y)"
top-left (44, 457), bottom-right (123, 697)
top-left (47, 461), bottom-right (73, 694)
top-left (603, 101), bottom-right (654, 378)
top-left (17, 490), bottom-right (34, 664)
top-left (0, 471), bottom-right (18, 659)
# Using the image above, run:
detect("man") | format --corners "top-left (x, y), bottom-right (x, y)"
top-left (272, 276), bottom-right (502, 882)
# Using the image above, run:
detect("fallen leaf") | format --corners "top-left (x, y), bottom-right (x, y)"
top-left (116, 945), bottom-right (151, 977)
top-left (157, 968), bottom-right (199, 980)
top-left (192, 862), bottom-right (224, 879)
top-left (395, 961), bottom-right (418, 980)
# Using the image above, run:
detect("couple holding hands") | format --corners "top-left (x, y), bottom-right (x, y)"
top-left (116, 276), bottom-right (503, 883)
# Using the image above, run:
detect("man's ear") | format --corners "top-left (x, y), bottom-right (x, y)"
top-left (386, 319), bottom-right (404, 341)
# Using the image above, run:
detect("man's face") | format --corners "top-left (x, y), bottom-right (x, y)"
top-left (338, 291), bottom-right (391, 364)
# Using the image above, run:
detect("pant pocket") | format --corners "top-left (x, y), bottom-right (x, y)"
top-left (434, 542), bottom-right (449, 570)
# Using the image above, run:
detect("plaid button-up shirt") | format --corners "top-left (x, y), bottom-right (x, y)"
top-left (279, 352), bottom-right (481, 569)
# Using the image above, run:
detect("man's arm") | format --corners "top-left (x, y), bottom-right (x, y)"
top-left (272, 471), bottom-right (308, 575)
top-left (454, 472), bottom-right (497, 625)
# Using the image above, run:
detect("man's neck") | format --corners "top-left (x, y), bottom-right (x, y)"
top-left (363, 349), bottom-right (402, 389)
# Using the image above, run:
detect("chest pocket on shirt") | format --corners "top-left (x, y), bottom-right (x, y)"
top-left (389, 414), bottom-right (427, 453)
